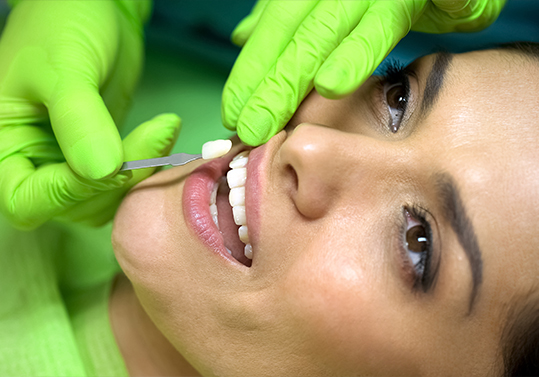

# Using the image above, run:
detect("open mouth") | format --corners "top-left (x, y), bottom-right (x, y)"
top-left (210, 151), bottom-right (252, 267)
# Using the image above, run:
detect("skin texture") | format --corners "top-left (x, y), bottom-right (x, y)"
top-left (111, 49), bottom-right (539, 376)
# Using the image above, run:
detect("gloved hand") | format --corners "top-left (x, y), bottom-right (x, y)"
top-left (0, 0), bottom-right (152, 229)
top-left (0, 113), bottom-right (181, 230)
top-left (222, 0), bottom-right (507, 146)
top-left (56, 113), bottom-right (182, 228)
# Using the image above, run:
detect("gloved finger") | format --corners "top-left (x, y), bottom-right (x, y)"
top-left (234, 1), bottom-right (369, 145)
top-left (47, 81), bottom-right (124, 181)
top-left (56, 113), bottom-right (182, 227)
top-left (0, 124), bottom-right (129, 230)
top-left (0, 153), bottom-right (130, 230)
top-left (431, 0), bottom-right (471, 14)
top-left (222, 0), bottom-right (318, 132)
top-left (99, 15), bottom-right (144, 127)
top-left (0, 124), bottom-right (61, 163)
top-left (414, 0), bottom-right (505, 32)
top-left (231, 0), bottom-right (270, 47)
top-left (0, 95), bottom-right (49, 128)
top-left (452, 0), bottom-right (506, 31)
top-left (315, 0), bottom-right (428, 98)
top-left (121, 113), bottom-right (181, 185)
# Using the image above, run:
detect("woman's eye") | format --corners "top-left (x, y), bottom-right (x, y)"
top-left (379, 60), bottom-right (411, 134)
top-left (403, 208), bottom-right (433, 288)
top-left (384, 82), bottom-right (408, 133)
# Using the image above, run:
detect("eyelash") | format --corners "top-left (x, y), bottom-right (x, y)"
top-left (397, 205), bottom-right (437, 293)
top-left (377, 60), bottom-right (412, 133)
top-left (377, 62), bottom-right (437, 292)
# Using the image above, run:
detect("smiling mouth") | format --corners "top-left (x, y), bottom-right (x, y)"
top-left (210, 151), bottom-right (252, 267)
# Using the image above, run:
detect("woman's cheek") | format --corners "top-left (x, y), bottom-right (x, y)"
top-left (277, 238), bottom-right (419, 375)
top-left (112, 182), bottom-right (167, 282)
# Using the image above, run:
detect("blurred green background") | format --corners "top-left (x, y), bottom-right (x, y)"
top-left (119, 0), bottom-right (253, 155)
top-left (120, 44), bottom-right (235, 154)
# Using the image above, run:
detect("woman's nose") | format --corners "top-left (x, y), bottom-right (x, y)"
top-left (279, 124), bottom-right (395, 219)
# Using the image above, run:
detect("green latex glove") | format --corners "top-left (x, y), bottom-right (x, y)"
top-left (0, 0), bottom-right (152, 229)
top-left (56, 113), bottom-right (182, 228)
top-left (222, 0), bottom-right (507, 146)
top-left (0, 113), bottom-right (181, 230)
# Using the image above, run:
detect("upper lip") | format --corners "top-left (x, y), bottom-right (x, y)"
top-left (244, 131), bottom-right (289, 255)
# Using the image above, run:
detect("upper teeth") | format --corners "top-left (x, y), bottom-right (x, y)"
top-left (209, 151), bottom-right (252, 260)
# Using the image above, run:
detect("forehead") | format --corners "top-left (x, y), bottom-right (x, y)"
top-left (422, 49), bottom-right (539, 203)
top-left (420, 49), bottom-right (539, 310)
top-left (417, 49), bottom-right (539, 189)
top-left (442, 48), bottom-right (539, 114)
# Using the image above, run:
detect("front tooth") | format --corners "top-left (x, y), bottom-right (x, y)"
top-left (244, 243), bottom-right (253, 259)
top-left (232, 151), bottom-right (249, 161)
top-left (209, 203), bottom-right (218, 217)
top-left (212, 215), bottom-right (219, 228)
top-left (232, 206), bottom-right (246, 225)
top-left (238, 225), bottom-right (249, 244)
top-left (227, 168), bottom-right (246, 188)
top-left (229, 155), bottom-right (248, 169)
top-left (229, 187), bottom-right (245, 207)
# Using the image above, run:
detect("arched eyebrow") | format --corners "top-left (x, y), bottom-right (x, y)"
top-left (435, 172), bottom-right (483, 314)
top-left (420, 52), bottom-right (454, 117)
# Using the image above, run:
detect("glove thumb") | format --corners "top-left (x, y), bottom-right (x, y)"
top-left (113, 112), bottom-right (182, 190)
top-left (122, 113), bottom-right (182, 175)
top-left (54, 113), bottom-right (182, 227)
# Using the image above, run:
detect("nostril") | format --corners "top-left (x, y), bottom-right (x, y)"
top-left (287, 164), bottom-right (298, 196)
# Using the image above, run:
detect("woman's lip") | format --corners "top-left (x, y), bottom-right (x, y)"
top-left (182, 152), bottom-right (244, 266)
top-left (182, 133), bottom-right (285, 267)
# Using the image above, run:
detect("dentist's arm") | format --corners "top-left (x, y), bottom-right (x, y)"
top-left (222, 0), bottom-right (506, 146)
top-left (0, 0), bottom-right (167, 229)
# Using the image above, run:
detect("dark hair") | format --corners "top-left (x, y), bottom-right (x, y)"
top-left (501, 288), bottom-right (539, 377)
top-left (497, 41), bottom-right (539, 61)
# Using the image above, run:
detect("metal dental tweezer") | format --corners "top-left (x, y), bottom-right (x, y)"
top-left (120, 153), bottom-right (203, 171)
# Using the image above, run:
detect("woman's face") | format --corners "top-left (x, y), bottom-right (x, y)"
top-left (113, 49), bottom-right (539, 376)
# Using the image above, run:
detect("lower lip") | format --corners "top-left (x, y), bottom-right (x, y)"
top-left (182, 157), bottom-right (239, 265)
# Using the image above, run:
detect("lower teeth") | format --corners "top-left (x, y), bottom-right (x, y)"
top-left (244, 244), bottom-right (253, 259)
